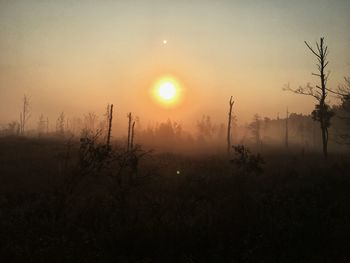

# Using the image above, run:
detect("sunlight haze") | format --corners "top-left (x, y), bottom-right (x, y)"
top-left (0, 0), bottom-right (349, 131)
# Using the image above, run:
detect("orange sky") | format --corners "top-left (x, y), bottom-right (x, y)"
top-left (0, 0), bottom-right (349, 132)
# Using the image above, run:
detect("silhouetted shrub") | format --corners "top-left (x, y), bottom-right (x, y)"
top-left (231, 145), bottom-right (264, 175)
top-left (79, 130), bottom-right (111, 173)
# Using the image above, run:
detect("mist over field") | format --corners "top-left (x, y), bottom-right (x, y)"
top-left (1, 0), bottom-right (350, 127)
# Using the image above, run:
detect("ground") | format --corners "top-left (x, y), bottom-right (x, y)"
top-left (0, 136), bottom-right (350, 262)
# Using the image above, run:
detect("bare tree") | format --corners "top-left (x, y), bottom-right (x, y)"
top-left (284, 37), bottom-right (334, 158)
top-left (65, 118), bottom-right (70, 134)
top-left (46, 117), bottom-right (49, 134)
top-left (127, 112), bottom-right (134, 152)
top-left (56, 112), bottom-right (65, 137)
top-left (84, 112), bottom-right (97, 132)
top-left (102, 104), bottom-right (111, 141)
top-left (197, 115), bottom-right (214, 141)
top-left (173, 121), bottom-right (182, 137)
top-left (227, 96), bottom-right (234, 154)
top-left (37, 114), bottom-right (46, 137)
top-left (19, 95), bottom-right (31, 135)
top-left (248, 114), bottom-right (261, 147)
top-left (130, 120), bottom-right (136, 150)
top-left (7, 121), bottom-right (20, 136)
top-left (106, 104), bottom-right (113, 148)
top-left (127, 113), bottom-right (131, 151)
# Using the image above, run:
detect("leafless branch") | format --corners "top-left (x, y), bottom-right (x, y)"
top-left (305, 41), bottom-right (321, 58)
top-left (283, 83), bottom-right (321, 100)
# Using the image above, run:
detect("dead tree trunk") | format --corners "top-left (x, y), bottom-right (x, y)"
top-left (130, 121), bottom-right (135, 150)
top-left (304, 38), bottom-right (330, 158)
top-left (19, 95), bottom-right (30, 135)
top-left (284, 37), bottom-right (333, 159)
top-left (227, 96), bottom-right (234, 154)
top-left (126, 114), bottom-right (136, 185)
top-left (106, 104), bottom-right (113, 148)
top-left (46, 117), bottom-right (49, 134)
top-left (127, 112), bottom-right (132, 152)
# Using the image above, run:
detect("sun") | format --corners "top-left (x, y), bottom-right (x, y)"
top-left (158, 82), bottom-right (176, 100)
top-left (152, 76), bottom-right (182, 107)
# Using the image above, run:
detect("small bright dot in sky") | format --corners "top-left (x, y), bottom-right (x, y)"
top-left (176, 170), bottom-right (180, 175)
top-left (163, 40), bottom-right (167, 44)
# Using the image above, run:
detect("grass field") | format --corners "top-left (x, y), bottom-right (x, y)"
top-left (1, 136), bottom-right (350, 262)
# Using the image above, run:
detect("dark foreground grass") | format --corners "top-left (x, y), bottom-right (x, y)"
top-left (0, 137), bottom-right (350, 262)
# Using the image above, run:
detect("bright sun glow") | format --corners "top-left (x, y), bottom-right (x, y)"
top-left (158, 82), bottom-right (176, 100)
top-left (152, 76), bottom-right (182, 107)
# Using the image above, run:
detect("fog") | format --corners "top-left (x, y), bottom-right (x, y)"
top-left (2, 2), bottom-right (350, 262)
top-left (1, 0), bottom-right (350, 130)
top-left (1, 0), bottom-right (350, 153)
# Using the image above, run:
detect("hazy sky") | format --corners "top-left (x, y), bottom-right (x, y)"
top-left (0, 0), bottom-right (349, 131)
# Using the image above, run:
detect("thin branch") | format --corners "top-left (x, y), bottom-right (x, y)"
top-left (326, 87), bottom-right (348, 97)
top-left (283, 83), bottom-right (320, 100)
top-left (316, 41), bottom-right (321, 54)
top-left (324, 46), bottom-right (329, 58)
top-left (305, 41), bottom-right (321, 58)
